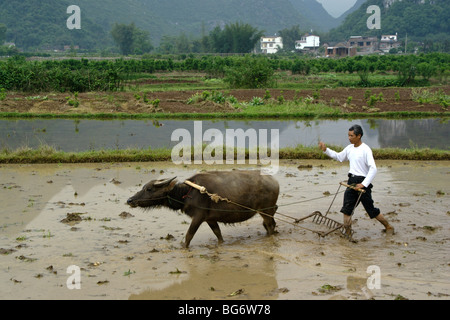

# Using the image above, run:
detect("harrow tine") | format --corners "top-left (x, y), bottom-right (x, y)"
top-left (288, 207), bottom-right (354, 241)
top-left (312, 213), bottom-right (321, 223)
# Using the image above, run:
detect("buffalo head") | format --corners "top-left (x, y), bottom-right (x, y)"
top-left (127, 177), bottom-right (177, 208)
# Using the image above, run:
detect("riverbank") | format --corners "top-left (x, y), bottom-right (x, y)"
top-left (1, 144), bottom-right (448, 164)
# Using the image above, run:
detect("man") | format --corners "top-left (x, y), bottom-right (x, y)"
top-left (318, 124), bottom-right (394, 234)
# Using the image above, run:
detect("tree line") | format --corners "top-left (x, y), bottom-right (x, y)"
top-left (112, 21), bottom-right (262, 55)
top-left (110, 21), bottom-right (449, 56)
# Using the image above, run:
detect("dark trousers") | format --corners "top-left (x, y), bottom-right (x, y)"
top-left (341, 174), bottom-right (380, 219)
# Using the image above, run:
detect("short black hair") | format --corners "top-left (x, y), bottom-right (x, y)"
top-left (349, 124), bottom-right (363, 137)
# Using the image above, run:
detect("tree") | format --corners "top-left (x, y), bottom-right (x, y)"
top-left (208, 22), bottom-right (263, 53)
top-left (111, 23), bottom-right (135, 55)
top-left (278, 25), bottom-right (303, 52)
top-left (111, 23), bottom-right (152, 55)
top-left (133, 28), bottom-right (153, 54)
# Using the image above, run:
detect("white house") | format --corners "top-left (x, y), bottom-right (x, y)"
top-left (379, 34), bottom-right (401, 53)
top-left (261, 36), bottom-right (283, 54)
top-left (295, 34), bottom-right (320, 51)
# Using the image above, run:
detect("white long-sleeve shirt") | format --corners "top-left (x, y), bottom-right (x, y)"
top-left (324, 143), bottom-right (377, 187)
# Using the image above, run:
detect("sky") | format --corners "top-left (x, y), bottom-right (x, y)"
top-left (316, 0), bottom-right (358, 18)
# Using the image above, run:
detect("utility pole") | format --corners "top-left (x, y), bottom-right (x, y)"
top-left (405, 32), bottom-right (408, 54)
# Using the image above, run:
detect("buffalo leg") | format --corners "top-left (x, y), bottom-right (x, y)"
top-left (207, 221), bottom-right (224, 244)
top-left (261, 210), bottom-right (277, 235)
top-left (183, 216), bottom-right (204, 248)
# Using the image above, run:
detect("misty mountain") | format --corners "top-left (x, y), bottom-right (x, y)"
top-left (0, 0), bottom-right (110, 50)
top-left (0, 0), bottom-right (338, 51)
top-left (1, 0), bottom-right (447, 52)
top-left (288, 0), bottom-right (339, 30)
top-left (77, 0), bottom-right (327, 44)
top-left (335, 0), bottom-right (367, 24)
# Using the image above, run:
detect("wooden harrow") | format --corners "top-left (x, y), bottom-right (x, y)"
top-left (287, 182), bottom-right (365, 240)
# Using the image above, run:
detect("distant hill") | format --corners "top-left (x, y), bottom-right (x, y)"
top-left (288, 0), bottom-right (339, 31)
top-left (133, 0), bottom-right (322, 38)
top-left (0, 0), bottom-right (338, 51)
top-left (335, 0), bottom-right (367, 25)
top-left (78, 0), bottom-right (327, 43)
top-left (329, 0), bottom-right (450, 42)
top-left (1, 0), bottom-right (447, 52)
top-left (0, 0), bottom-right (109, 50)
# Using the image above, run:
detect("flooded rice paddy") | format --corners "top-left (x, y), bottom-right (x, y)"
top-left (0, 160), bottom-right (448, 300)
top-left (1, 118), bottom-right (449, 151)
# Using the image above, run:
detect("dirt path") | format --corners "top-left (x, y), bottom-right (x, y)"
top-left (0, 161), bottom-right (448, 300)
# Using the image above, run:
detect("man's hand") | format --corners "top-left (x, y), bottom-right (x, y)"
top-left (354, 183), bottom-right (365, 191)
top-left (318, 141), bottom-right (327, 152)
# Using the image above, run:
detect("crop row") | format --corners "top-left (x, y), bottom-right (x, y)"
top-left (0, 52), bottom-right (448, 92)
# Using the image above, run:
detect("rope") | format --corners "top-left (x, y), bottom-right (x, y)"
top-left (180, 180), bottom-right (345, 213)
top-left (182, 180), bottom-right (341, 235)
top-left (128, 180), bottom-right (360, 238)
top-left (131, 180), bottom-right (361, 238)
top-left (182, 180), bottom-right (329, 234)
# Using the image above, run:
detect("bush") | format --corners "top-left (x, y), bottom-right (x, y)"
top-left (0, 58), bottom-right (125, 93)
top-left (417, 62), bottom-right (437, 80)
top-left (223, 56), bottom-right (275, 89)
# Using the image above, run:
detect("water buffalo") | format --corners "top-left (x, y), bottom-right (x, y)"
top-left (127, 170), bottom-right (279, 248)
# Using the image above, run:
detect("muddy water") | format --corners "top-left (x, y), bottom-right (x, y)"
top-left (0, 161), bottom-right (448, 300)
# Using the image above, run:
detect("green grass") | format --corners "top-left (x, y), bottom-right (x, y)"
top-left (240, 101), bottom-right (342, 117)
top-left (1, 144), bottom-right (448, 164)
top-left (1, 109), bottom-right (448, 120)
top-left (119, 70), bottom-right (444, 92)
top-left (0, 145), bottom-right (172, 164)
top-left (127, 75), bottom-right (225, 92)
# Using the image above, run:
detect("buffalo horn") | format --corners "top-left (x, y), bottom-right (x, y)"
top-left (154, 176), bottom-right (177, 187)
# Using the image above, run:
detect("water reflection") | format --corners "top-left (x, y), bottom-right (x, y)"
top-left (0, 118), bottom-right (448, 152)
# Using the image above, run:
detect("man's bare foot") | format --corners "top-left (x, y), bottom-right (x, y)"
top-left (383, 226), bottom-right (395, 235)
